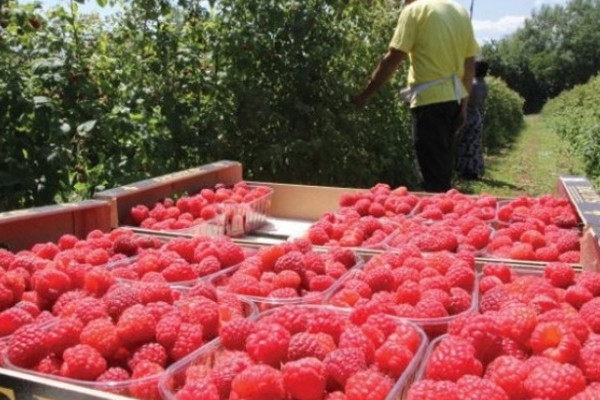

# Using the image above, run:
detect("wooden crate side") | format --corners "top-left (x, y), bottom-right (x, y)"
top-left (0, 200), bottom-right (111, 251)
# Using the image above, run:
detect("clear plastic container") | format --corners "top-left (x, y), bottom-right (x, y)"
top-left (158, 304), bottom-right (429, 400)
top-left (169, 186), bottom-right (274, 237)
top-left (2, 297), bottom-right (257, 399)
top-left (207, 248), bottom-right (364, 311)
top-left (325, 263), bottom-right (479, 338)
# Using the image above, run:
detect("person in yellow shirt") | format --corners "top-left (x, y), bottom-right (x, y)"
top-left (354, 0), bottom-right (479, 192)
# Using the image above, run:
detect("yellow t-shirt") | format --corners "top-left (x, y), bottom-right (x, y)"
top-left (389, 0), bottom-right (480, 108)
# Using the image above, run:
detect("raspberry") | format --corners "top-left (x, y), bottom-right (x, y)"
top-left (524, 360), bottom-right (586, 400)
top-left (538, 308), bottom-right (590, 343)
top-left (329, 247), bottom-right (357, 269)
top-left (33, 355), bottom-right (62, 375)
top-left (273, 251), bottom-right (305, 274)
top-left (32, 242), bottom-right (60, 260)
top-left (128, 342), bottom-right (168, 370)
top-left (555, 231), bottom-right (580, 253)
top-left (457, 314), bottom-right (503, 364)
top-left (85, 248), bottom-right (110, 266)
top-left (220, 318), bottom-right (257, 350)
top-left (155, 313), bottom-right (182, 349)
top-left (136, 281), bottom-right (174, 305)
top-left (45, 317), bottom-right (85, 357)
top-left (130, 205), bottom-right (150, 225)
top-left (7, 324), bottom-right (48, 367)
top-left (448, 287), bottom-right (473, 314)
top-left (209, 352), bottom-right (253, 399)
top-left (497, 304), bottom-right (537, 345)
top-left (116, 304), bottom-right (157, 347)
top-left (579, 298), bottom-right (600, 333)
top-left (176, 378), bottom-right (220, 400)
top-left (64, 297), bottom-right (109, 325)
top-left (245, 323), bottom-right (291, 366)
top-left (52, 290), bottom-right (87, 315)
top-left (112, 236), bottom-right (138, 257)
top-left (130, 361), bottom-right (164, 400)
top-left (571, 384), bottom-right (600, 400)
top-left (482, 263), bottom-right (512, 283)
top-left (178, 297), bottom-right (219, 339)
top-left (162, 262), bottom-right (197, 283)
top-left (216, 241), bottom-right (246, 268)
top-left (339, 326), bottom-right (375, 363)
top-left (456, 375), bottom-right (509, 400)
top-left (565, 285), bottom-right (593, 309)
top-left (308, 227), bottom-right (330, 245)
top-left (425, 335), bottom-right (483, 381)
top-left (536, 245), bottom-right (560, 261)
top-left (467, 225), bottom-right (491, 249)
top-left (170, 322), bottom-right (204, 361)
top-left (530, 321), bottom-right (581, 364)
top-left (0, 308), bottom-right (34, 337)
top-left (31, 268), bottom-right (72, 302)
top-left (374, 340), bottom-right (413, 379)
top-left (60, 344), bottom-right (107, 381)
top-left (579, 336), bottom-right (600, 381)
top-left (288, 332), bottom-right (336, 361)
top-left (324, 348), bottom-right (366, 388)
top-left (363, 267), bottom-right (395, 293)
top-left (479, 275), bottom-right (503, 294)
top-left (97, 366), bottom-right (130, 382)
top-left (544, 262), bottom-right (575, 288)
top-left (345, 370), bottom-right (393, 400)
top-left (395, 280), bottom-right (421, 305)
top-left (103, 284), bottom-right (141, 319)
top-left (484, 355), bottom-right (528, 399)
top-left (282, 357), bottom-right (326, 400)
top-left (576, 271), bottom-right (600, 296)
top-left (308, 308), bottom-right (347, 341)
top-left (230, 364), bottom-right (285, 400)
top-left (558, 250), bottom-right (580, 263)
top-left (407, 380), bottom-right (459, 400)
top-left (83, 266), bottom-right (115, 297)
top-left (509, 243), bottom-right (535, 260)
top-left (446, 264), bottom-right (475, 291)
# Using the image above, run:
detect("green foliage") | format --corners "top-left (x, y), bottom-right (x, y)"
top-left (1, 0), bottom-right (416, 211)
top-left (482, 77), bottom-right (525, 153)
top-left (483, 0), bottom-right (600, 113)
top-left (544, 74), bottom-right (600, 185)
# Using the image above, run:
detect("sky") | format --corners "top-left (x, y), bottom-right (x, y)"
top-left (39, 0), bottom-right (570, 44)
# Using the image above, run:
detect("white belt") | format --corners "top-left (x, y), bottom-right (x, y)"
top-left (400, 74), bottom-right (462, 105)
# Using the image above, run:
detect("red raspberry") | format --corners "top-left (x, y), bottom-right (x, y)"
top-left (329, 247), bottom-right (357, 269)
top-left (176, 378), bottom-right (220, 400)
top-left (555, 231), bottom-right (580, 253)
top-left (345, 369), bottom-right (393, 400)
top-left (170, 322), bottom-right (204, 361)
top-left (61, 297), bottom-right (109, 325)
top-left (374, 339), bottom-right (413, 379)
top-left (31, 268), bottom-right (72, 302)
top-left (576, 271), bottom-right (600, 296)
top-left (456, 375), bottom-right (509, 400)
top-left (363, 267), bottom-right (395, 293)
top-left (273, 270), bottom-right (302, 290)
top-left (273, 250), bottom-right (305, 274)
top-left (395, 280), bottom-right (421, 305)
top-left (482, 263), bottom-right (512, 283)
top-left (83, 266), bottom-right (115, 297)
top-left (308, 308), bottom-right (346, 341)
top-left (407, 380), bottom-right (459, 400)
top-left (497, 304), bottom-right (538, 345)
top-left (509, 243), bottom-right (535, 260)
top-left (571, 383), bottom-right (600, 400)
top-left (544, 262), bottom-right (575, 288)
top-left (579, 297), bottom-right (600, 333)
top-left (155, 312), bottom-right (181, 349)
top-left (208, 352), bottom-right (253, 399)
top-left (97, 366), bottom-right (130, 382)
top-left (325, 391), bottom-right (348, 400)
top-left (231, 364), bottom-right (285, 400)
top-left (457, 314), bottom-right (503, 364)
top-left (467, 225), bottom-right (491, 249)
top-left (216, 241), bottom-right (246, 268)
top-left (565, 285), bottom-right (593, 309)
top-left (536, 245), bottom-right (560, 261)
top-left (177, 297), bottom-right (219, 339)
top-left (484, 355), bottom-right (528, 399)
top-left (103, 284), bottom-right (141, 319)
top-left (529, 321), bottom-right (581, 364)
top-left (7, 324), bottom-right (48, 367)
top-left (161, 262), bottom-right (197, 283)
top-left (445, 264), bottom-right (475, 291)
top-left (448, 287), bottom-right (473, 314)
top-left (308, 227), bottom-right (330, 245)
top-left (578, 336), bottom-right (600, 381)
top-left (60, 344), bottom-right (107, 381)
top-left (425, 335), bottom-right (482, 381)
top-left (538, 308), bottom-right (590, 344)
top-left (32, 242), bottom-right (60, 260)
top-left (130, 205), bottom-right (150, 225)
top-left (220, 318), bottom-right (256, 350)
top-left (479, 275), bottom-right (503, 294)
top-left (0, 308), bottom-right (34, 337)
top-left (288, 332), bottom-right (336, 361)
top-left (282, 357), bottom-right (327, 400)
top-left (116, 304), bottom-right (156, 347)
top-left (129, 361), bottom-right (164, 400)
top-left (45, 317), bottom-right (84, 357)
top-left (308, 275), bottom-right (335, 292)
top-left (524, 360), bottom-right (586, 400)
top-left (558, 250), bottom-right (580, 263)
top-left (245, 322), bottom-right (290, 366)
top-left (33, 355), bottom-right (62, 375)
top-left (324, 348), bottom-right (366, 388)
top-left (338, 326), bottom-right (375, 363)
top-left (85, 248), bottom-right (110, 266)
top-left (128, 342), bottom-right (168, 370)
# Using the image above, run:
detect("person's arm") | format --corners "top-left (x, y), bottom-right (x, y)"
top-left (354, 48), bottom-right (406, 108)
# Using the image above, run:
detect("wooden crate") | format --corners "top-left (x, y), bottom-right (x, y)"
top-left (0, 200), bottom-right (111, 252)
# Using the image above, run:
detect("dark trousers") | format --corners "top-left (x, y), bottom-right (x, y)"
top-left (411, 101), bottom-right (462, 193)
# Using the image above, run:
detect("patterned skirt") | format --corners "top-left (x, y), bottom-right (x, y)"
top-left (455, 109), bottom-right (484, 178)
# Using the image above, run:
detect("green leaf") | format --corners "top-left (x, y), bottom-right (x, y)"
top-left (77, 120), bottom-right (97, 137)
top-left (96, 0), bottom-right (108, 7)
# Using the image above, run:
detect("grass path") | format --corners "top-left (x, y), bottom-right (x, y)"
top-left (454, 114), bottom-right (585, 197)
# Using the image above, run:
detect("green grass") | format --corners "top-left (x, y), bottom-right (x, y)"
top-left (454, 114), bottom-right (586, 197)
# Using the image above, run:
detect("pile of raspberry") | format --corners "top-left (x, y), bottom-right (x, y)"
top-left (487, 220), bottom-right (580, 262)
top-left (210, 239), bottom-right (359, 306)
top-left (328, 247), bottom-right (476, 336)
top-left (128, 181), bottom-right (272, 231)
top-left (408, 262), bottom-right (600, 400)
top-left (497, 194), bottom-right (579, 229)
top-left (306, 184), bottom-right (419, 248)
top-left (3, 279), bottom-right (249, 400)
top-left (109, 236), bottom-right (249, 284)
top-left (411, 189), bottom-right (497, 223)
top-left (169, 305), bottom-right (425, 400)
top-left (386, 215), bottom-right (493, 254)
top-left (0, 228), bottom-right (164, 336)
